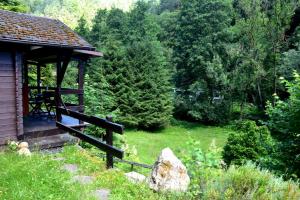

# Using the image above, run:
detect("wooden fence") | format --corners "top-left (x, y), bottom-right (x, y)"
top-left (56, 107), bottom-right (124, 169)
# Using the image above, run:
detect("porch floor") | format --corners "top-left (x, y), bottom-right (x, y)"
top-left (21, 115), bottom-right (83, 149)
top-left (22, 115), bottom-right (86, 140)
top-left (24, 115), bottom-right (81, 133)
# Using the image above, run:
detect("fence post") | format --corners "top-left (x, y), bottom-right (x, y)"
top-left (106, 116), bottom-right (114, 169)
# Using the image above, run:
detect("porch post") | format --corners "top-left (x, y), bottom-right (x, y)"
top-left (56, 57), bottom-right (62, 122)
top-left (78, 60), bottom-right (85, 124)
top-left (37, 63), bottom-right (41, 94)
top-left (22, 61), bottom-right (29, 116)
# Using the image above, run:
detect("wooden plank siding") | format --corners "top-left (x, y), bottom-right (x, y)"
top-left (0, 51), bottom-right (23, 145)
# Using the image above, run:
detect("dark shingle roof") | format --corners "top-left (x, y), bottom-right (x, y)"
top-left (0, 10), bottom-right (93, 50)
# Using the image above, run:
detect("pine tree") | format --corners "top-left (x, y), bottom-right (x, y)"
top-left (126, 40), bottom-right (173, 129)
top-left (86, 3), bottom-right (173, 129)
top-left (74, 16), bottom-right (90, 42)
top-left (123, 1), bottom-right (173, 129)
top-left (173, 0), bottom-right (232, 123)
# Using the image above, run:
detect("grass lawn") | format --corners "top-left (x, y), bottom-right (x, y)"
top-left (0, 146), bottom-right (179, 200)
top-left (125, 121), bottom-right (233, 165)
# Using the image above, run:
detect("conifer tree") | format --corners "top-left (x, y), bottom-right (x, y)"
top-left (174, 0), bottom-right (232, 123)
top-left (85, 3), bottom-right (173, 129)
top-left (74, 16), bottom-right (90, 42)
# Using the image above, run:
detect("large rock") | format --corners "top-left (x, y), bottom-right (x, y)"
top-left (149, 148), bottom-right (190, 192)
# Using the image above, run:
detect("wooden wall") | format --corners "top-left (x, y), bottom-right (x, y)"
top-left (0, 51), bottom-right (23, 145)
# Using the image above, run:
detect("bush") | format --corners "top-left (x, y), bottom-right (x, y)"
top-left (181, 140), bottom-right (299, 199)
top-left (265, 72), bottom-right (300, 179)
top-left (222, 120), bottom-right (274, 166)
top-left (181, 139), bottom-right (223, 197)
top-left (200, 163), bottom-right (300, 199)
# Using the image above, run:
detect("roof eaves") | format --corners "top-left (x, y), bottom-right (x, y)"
top-left (0, 38), bottom-right (95, 51)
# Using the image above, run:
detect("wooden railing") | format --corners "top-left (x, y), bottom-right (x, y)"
top-left (56, 107), bottom-right (124, 169)
top-left (28, 86), bottom-right (84, 113)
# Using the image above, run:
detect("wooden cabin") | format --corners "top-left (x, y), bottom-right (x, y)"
top-left (0, 9), bottom-right (104, 146)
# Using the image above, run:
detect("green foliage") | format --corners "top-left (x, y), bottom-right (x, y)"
top-left (173, 0), bottom-right (233, 124)
top-left (266, 72), bottom-right (300, 179)
top-left (199, 163), bottom-right (300, 199)
top-left (180, 139), bottom-right (299, 199)
top-left (22, 0), bottom-right (300, 182)
top-left (280, 28), bottom-right (300, 80)
top-left (158, 0), bottom-right (180, 13)
top-left (0, 150), bottom-right (91, 199)
top-left (74, 16), bottom-right (90, 41)
top-left (181, 139), bottom-right (223, 197)
top-left (24, 0), bottom-right (137, 29)
top-left (222, 120), bottom-right (274, 166)
top-left (126, 121), bottom-right (231, 164)
top-left (83, 3), bottom-right (173, 129)
top-left (0, 0), bottom-right (28, 12)
top-left (0, 146), bottom-right (183, 200)
top-left (230, 0), bottom-right (296, 113)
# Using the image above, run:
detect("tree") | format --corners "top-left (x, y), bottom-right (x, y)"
top-left (173, 0), bottom-right (233, 123)
top-left (24, 0), bottom-right (137, 29)
top-left (230, 0), bottom-right (269, 114)
top-left (266, 73), bottom-right (300, 179)
top-left (0, 0), bottom-right (28, 12)
top-left (231, 0), bottom-right (297, 115)
top-left (125, 40), bottom-right (173, 129)
top-left (158, 0), bottom-right (180, 13)
top-left (74, 16), bottom-right (90, 41)
top-left (85, 3), bottom-right (173, 129)
top-left (279, 27), bottom-right (300, 81)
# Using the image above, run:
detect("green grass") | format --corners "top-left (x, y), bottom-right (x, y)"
top-left (125, 121), bottom-right (232, 165)
top-left (0, 146), bottom-right (184, 200)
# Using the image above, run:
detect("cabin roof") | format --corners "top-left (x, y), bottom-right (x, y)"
top-left (0, 9), bottom-right (93, 50)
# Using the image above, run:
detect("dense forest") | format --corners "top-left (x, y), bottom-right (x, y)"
top-left (2, 0), bottom-right (300, 183)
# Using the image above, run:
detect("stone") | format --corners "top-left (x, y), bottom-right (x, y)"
top-left (18, 142), bottom-right (31, 156)
top-left (18, 142), bottom-right (29, 149)
top-left (149, 148), bottom-right (190, 192)
top-left (42, 148), bottom-right (63, 154)
top-left (18, 147), bottom-right (31, 156)
top-left (92, 189), bottom-right (111, 200)
top-left (62, 164), bottom-right (78, 174)
top-left (72, 175), bottom-right (95, 185)
top-left (52, 157), bottom-right (65, 161)
top-left (125, 171), bottom-right (147, 184)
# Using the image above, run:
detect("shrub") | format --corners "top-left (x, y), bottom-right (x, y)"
top-left (181, 140), bottom-right (299, 199)
top-left (181, 139), bottom-right (223, 197)
top-left (265, 72), bottom-right (300, 179)
top-left (200, 163), bottom-right (300, 199)
top-left (222, 120), bottom-right (274, 166)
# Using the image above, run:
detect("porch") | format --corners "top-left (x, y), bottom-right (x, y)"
top-left (0, 10), bottom-right (124, 169)
top-left (21, 115), bottom-right (84, 149)
top-left (21, 47), bottom-right (95, 131)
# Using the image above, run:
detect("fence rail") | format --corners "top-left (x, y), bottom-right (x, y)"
top-left (56, 107), bottom-right (124, 168)
top-left (97, 153), bottom-right (153, 170)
